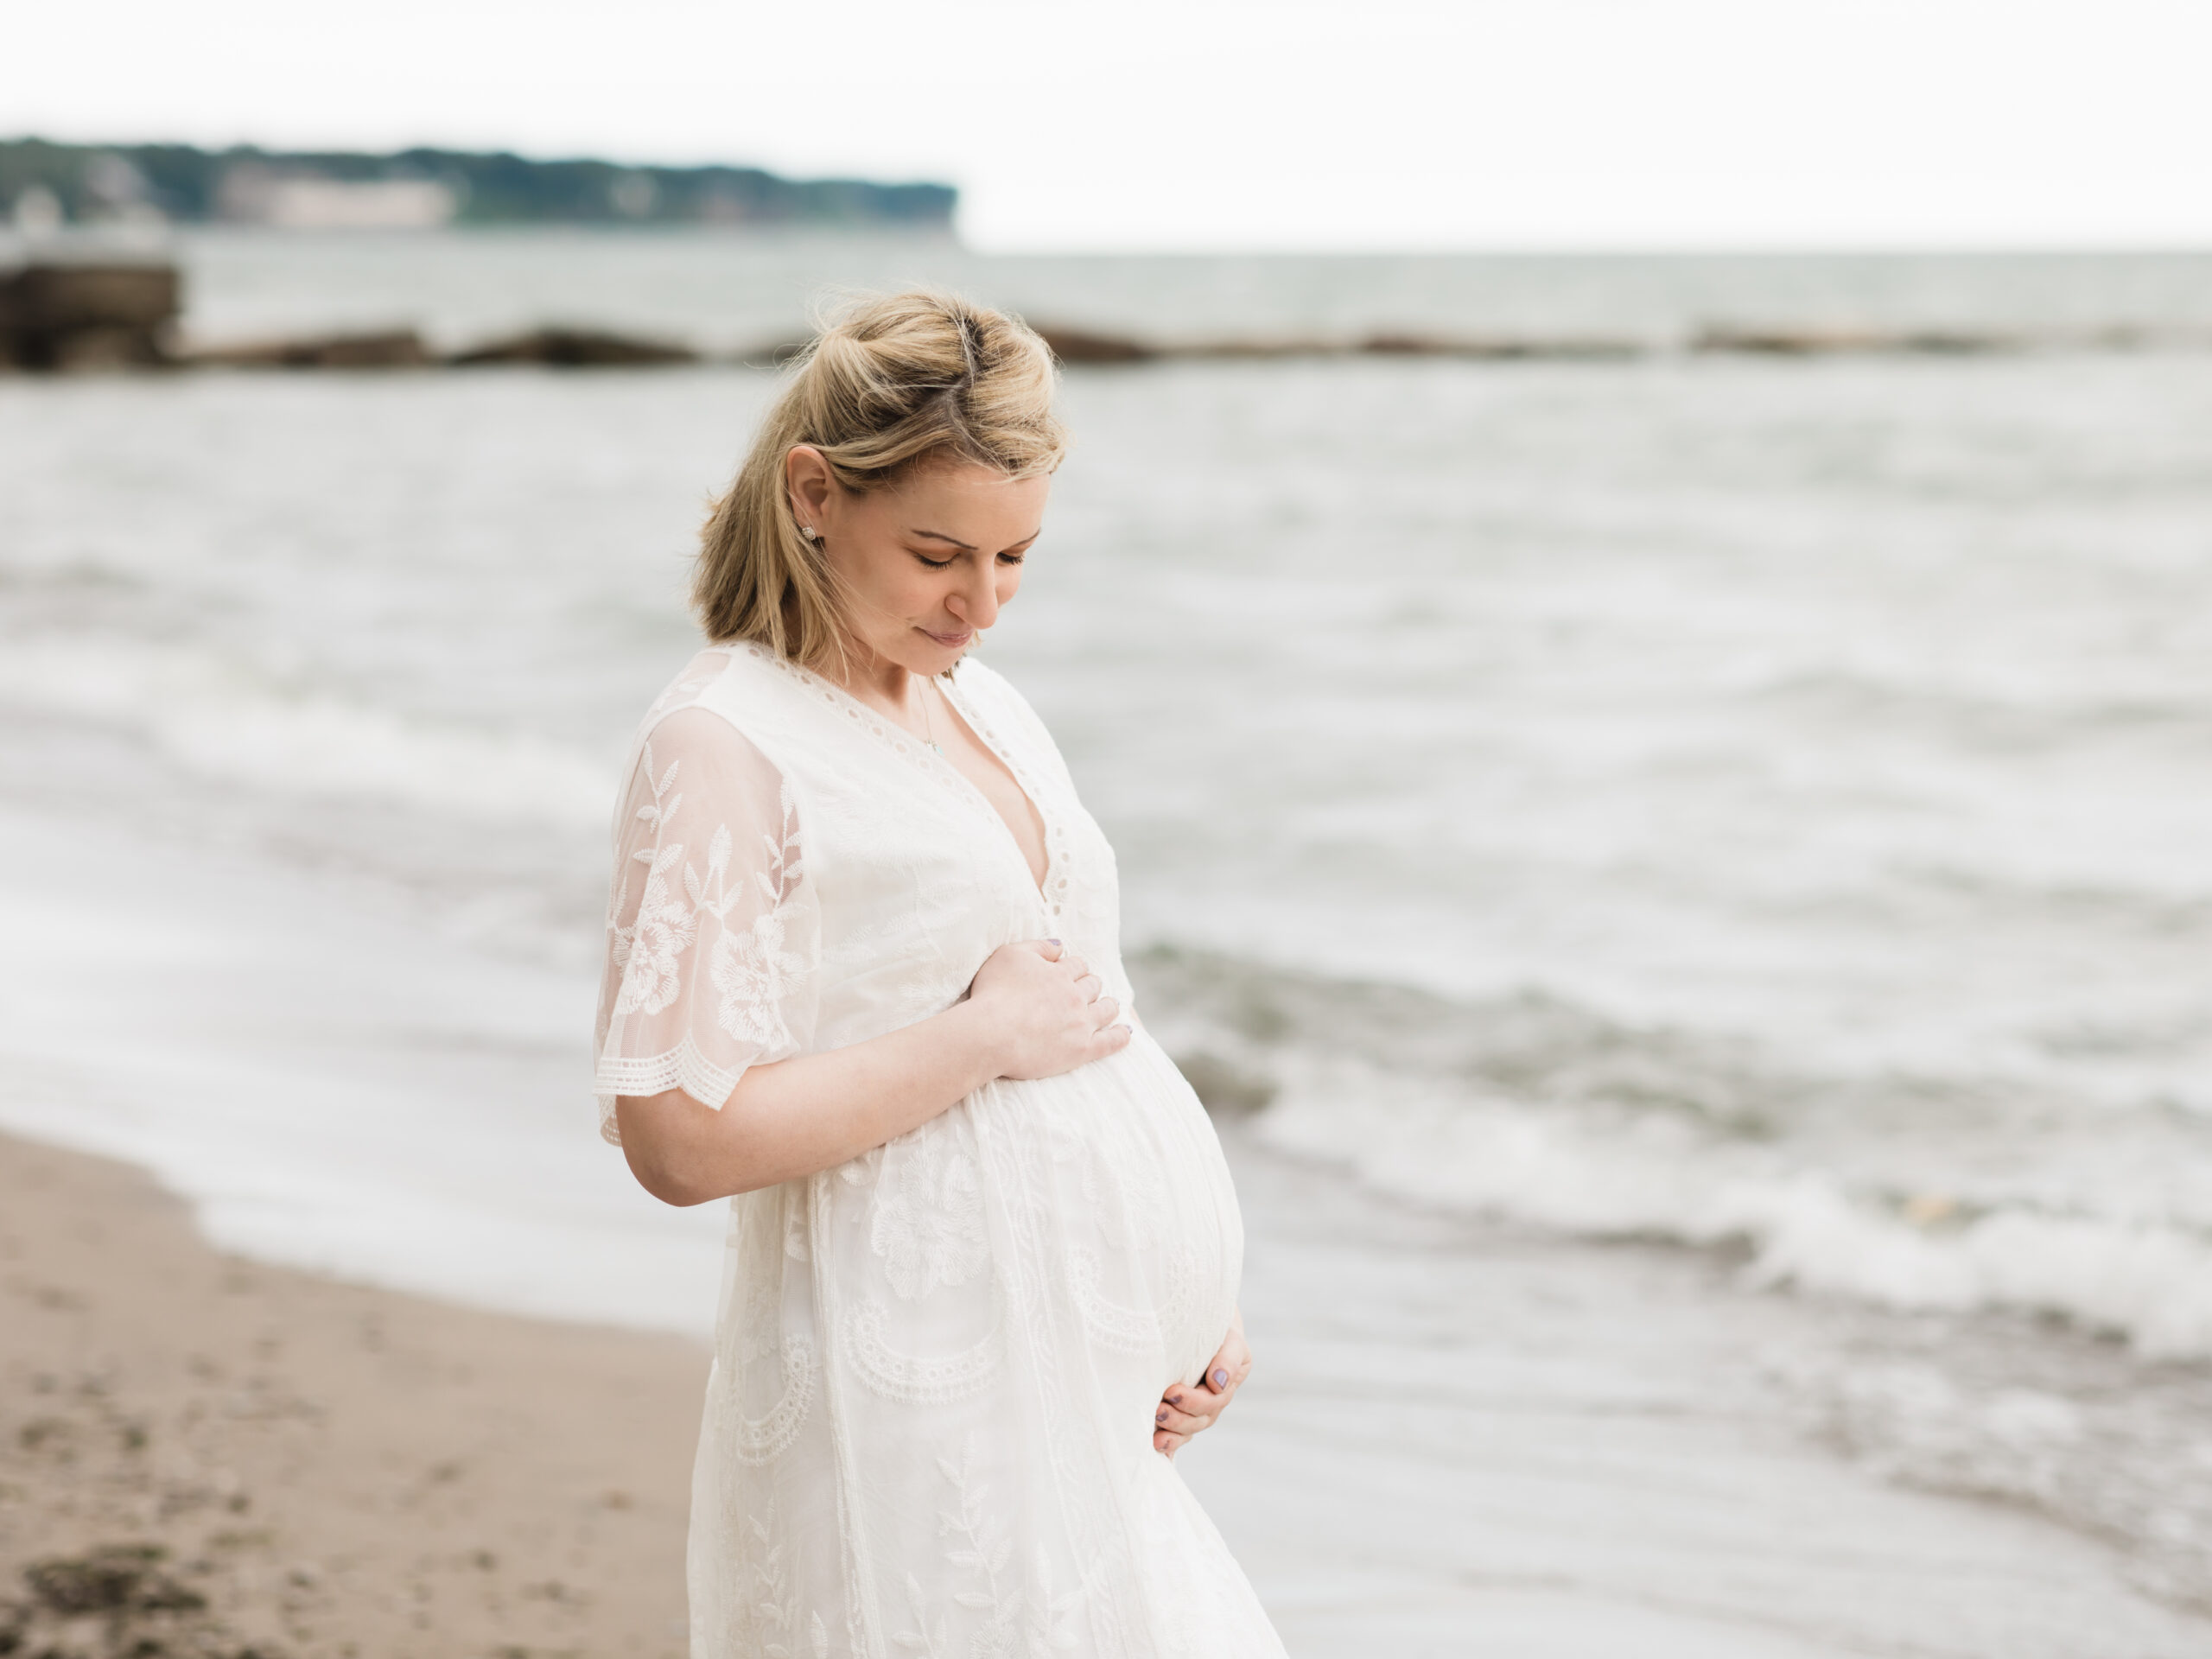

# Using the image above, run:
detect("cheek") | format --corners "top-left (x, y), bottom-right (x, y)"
top-left (995, 566), bottom-right (1025, 604)
top-left (842, 552), bottom-right (935, 621)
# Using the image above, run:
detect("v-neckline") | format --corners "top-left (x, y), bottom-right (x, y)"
top-left (770, 650), bottom-right (1054, 900)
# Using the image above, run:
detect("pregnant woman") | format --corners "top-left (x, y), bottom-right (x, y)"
top-left (594, 291), bottom-right (1286, 1658)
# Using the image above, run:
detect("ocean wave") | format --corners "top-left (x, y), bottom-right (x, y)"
top-left (0, 635), bottom-right (609, 830)
top-left (1256, 1077), bottom-right (2212, 1357)
top-left (1133, 945), bottom-right (2212, 1359)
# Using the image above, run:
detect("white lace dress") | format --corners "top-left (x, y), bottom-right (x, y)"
top-left (594, 643), bottom-right (1287, 1659)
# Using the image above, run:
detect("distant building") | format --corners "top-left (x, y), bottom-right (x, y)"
top-left (217, 166), bottom-right (459, 230)
top-left (11, 184), bottom-right (64, 237)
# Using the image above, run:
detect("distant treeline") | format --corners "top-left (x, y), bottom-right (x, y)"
top-left (0, 137), bottom-right (957, 229)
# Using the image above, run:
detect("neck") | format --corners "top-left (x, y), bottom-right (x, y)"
top-left (829, 637), bottom-right (922, 715)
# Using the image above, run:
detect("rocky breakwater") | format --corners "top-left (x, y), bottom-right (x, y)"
top-left (5, 263), bottom-right (2185, 373)
top-left (1028, 325), bottom-right (1643, 363)
top-left (180, 323), bottom-right (703, 369)
top-left (181, 324), bottom-right (704, 369)
top-left (0, 262), bottom-right (179, 371)
top-left (0, 259), bottom-right (705, 372)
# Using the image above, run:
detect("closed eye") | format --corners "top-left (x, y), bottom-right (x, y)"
top-left (908, 524), bottom-right (1040, 569)
top-left (911, 544), bottom-right (1033, 570)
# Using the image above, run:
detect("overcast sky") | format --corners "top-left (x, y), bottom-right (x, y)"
top-left (8, 0), bottom-right (2209, 251)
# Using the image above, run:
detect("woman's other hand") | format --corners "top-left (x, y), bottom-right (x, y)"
top-left (1154, 1309), bottom-right (1252, 1459)
top-left (970, 938), bottom-right (1129, 1081)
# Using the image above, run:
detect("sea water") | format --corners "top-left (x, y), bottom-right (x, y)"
top-left (2, 232), bottom-right (2209, 1617)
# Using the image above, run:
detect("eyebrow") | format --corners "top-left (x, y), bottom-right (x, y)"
top-left (909, 528), bottom-right (1041, 551)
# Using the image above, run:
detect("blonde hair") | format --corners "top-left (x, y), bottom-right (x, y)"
top-left (692, 290), bottom-right (1066, 666)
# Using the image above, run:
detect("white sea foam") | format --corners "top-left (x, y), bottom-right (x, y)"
top-left (0, 637), bottom-right (609, 830)
top-left (1255, 1070), bottom-right (2212, 1358)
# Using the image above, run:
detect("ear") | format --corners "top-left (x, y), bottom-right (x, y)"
top-left (785, 446), bottom-right (836, 533)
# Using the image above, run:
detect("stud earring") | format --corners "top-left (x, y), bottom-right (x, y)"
top-left (798, 524), bottom-right (820, 543)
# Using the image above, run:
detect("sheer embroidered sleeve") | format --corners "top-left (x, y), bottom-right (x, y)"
top-left (593, 705), bottom-right (820, 1145)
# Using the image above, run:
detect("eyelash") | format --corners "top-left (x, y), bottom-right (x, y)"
top-left (914, 552), bottom-right (1027, 569)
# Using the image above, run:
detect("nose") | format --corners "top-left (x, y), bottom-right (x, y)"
top-left (948, 566), bottom-right (999, 632)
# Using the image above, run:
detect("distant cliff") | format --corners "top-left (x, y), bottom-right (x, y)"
top-left (0, 138), bottom-right (957, 231)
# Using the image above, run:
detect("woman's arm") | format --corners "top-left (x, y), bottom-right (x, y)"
top-left (616, 939), bottom-right (1124, 1205)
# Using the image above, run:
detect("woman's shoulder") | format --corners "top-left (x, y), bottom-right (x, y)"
top-left (637, 643), bottom-right (820, 740)
top-left (614, 646), bottom-right (823, 798)
top-left (638, 645), bottom-right (735, 723)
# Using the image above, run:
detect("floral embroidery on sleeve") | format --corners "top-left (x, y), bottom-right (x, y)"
top-left (709, 778), bottom-right (810, 1049)
top-left (602, 732), bottom-right (815, 1062)
top-left (611, 741), bottom-right (696, 1017)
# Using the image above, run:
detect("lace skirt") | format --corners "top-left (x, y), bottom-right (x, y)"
top-left (686, 1028), bottom-right (1286, 1659)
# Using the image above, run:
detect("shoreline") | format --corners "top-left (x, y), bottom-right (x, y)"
top-left (9, 1120), bottom-right (2209, 1659)
top-left (0, 1129), bottom-right (703, 1659)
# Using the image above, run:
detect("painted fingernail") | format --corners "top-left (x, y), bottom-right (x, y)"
top-left (1155, 1408), bottom-right (1168, 1424)
top-left (1166, 1391), bottom-right (1182, 1405)
top-left (1046, 938), bottom-right (1062, 947)
top-left (1212, 1368), bottom-right (1229, 1389)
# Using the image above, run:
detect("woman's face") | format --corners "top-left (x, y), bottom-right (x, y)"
top-left (789, 447), bottom-right (1051, 681)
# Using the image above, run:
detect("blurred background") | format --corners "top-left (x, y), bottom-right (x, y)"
top-left (3, 3), bottom-right (2211, 1656)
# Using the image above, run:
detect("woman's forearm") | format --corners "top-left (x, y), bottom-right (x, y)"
top-left (616, 1000), bottom-right (1003, 1205)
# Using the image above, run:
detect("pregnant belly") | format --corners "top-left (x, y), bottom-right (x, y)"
top-left (982, 1030), bottom-right (1246, 1389)
top-left (812, 1028), bottom-right (1244, 1450)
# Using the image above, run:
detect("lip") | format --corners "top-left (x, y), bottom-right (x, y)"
top-left (918, 626), bottom-right (974, 649)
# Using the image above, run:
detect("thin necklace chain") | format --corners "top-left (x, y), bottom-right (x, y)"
top-left (915, 677), bottom-right (944, 753)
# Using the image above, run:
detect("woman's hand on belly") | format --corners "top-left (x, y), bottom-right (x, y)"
top-left (1153, 1307), bottom-right (1253, 1460)
top-left (613, 941), bottom-right (1128, 1205)
top-left (971, 938), bottom-right (1130, 1081)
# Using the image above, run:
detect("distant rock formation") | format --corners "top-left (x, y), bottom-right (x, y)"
top-left (1691, 326), bottom-right (2015, 356)
top-left (183, 329), bottom-right (434, 369)
top-left (448, 327), bottom-right (699, 367)
top-left (1027, 325), bottom-right (1645, 364)
top-left (1359, 332), bottom-right (1638, 359)
top-left (1032, 326), bottom-right (1158, 364)
top-left (0, 262), bottom-right (177, 370)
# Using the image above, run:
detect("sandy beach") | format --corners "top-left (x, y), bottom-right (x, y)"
top-left (0, 1129), bottom-right (702, 1659)
top-left (9, 1116), bottom-right (2209, 1659)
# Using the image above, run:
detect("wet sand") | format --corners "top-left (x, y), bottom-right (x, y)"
top-left (0, 1129), bottom-right (702, 1659)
